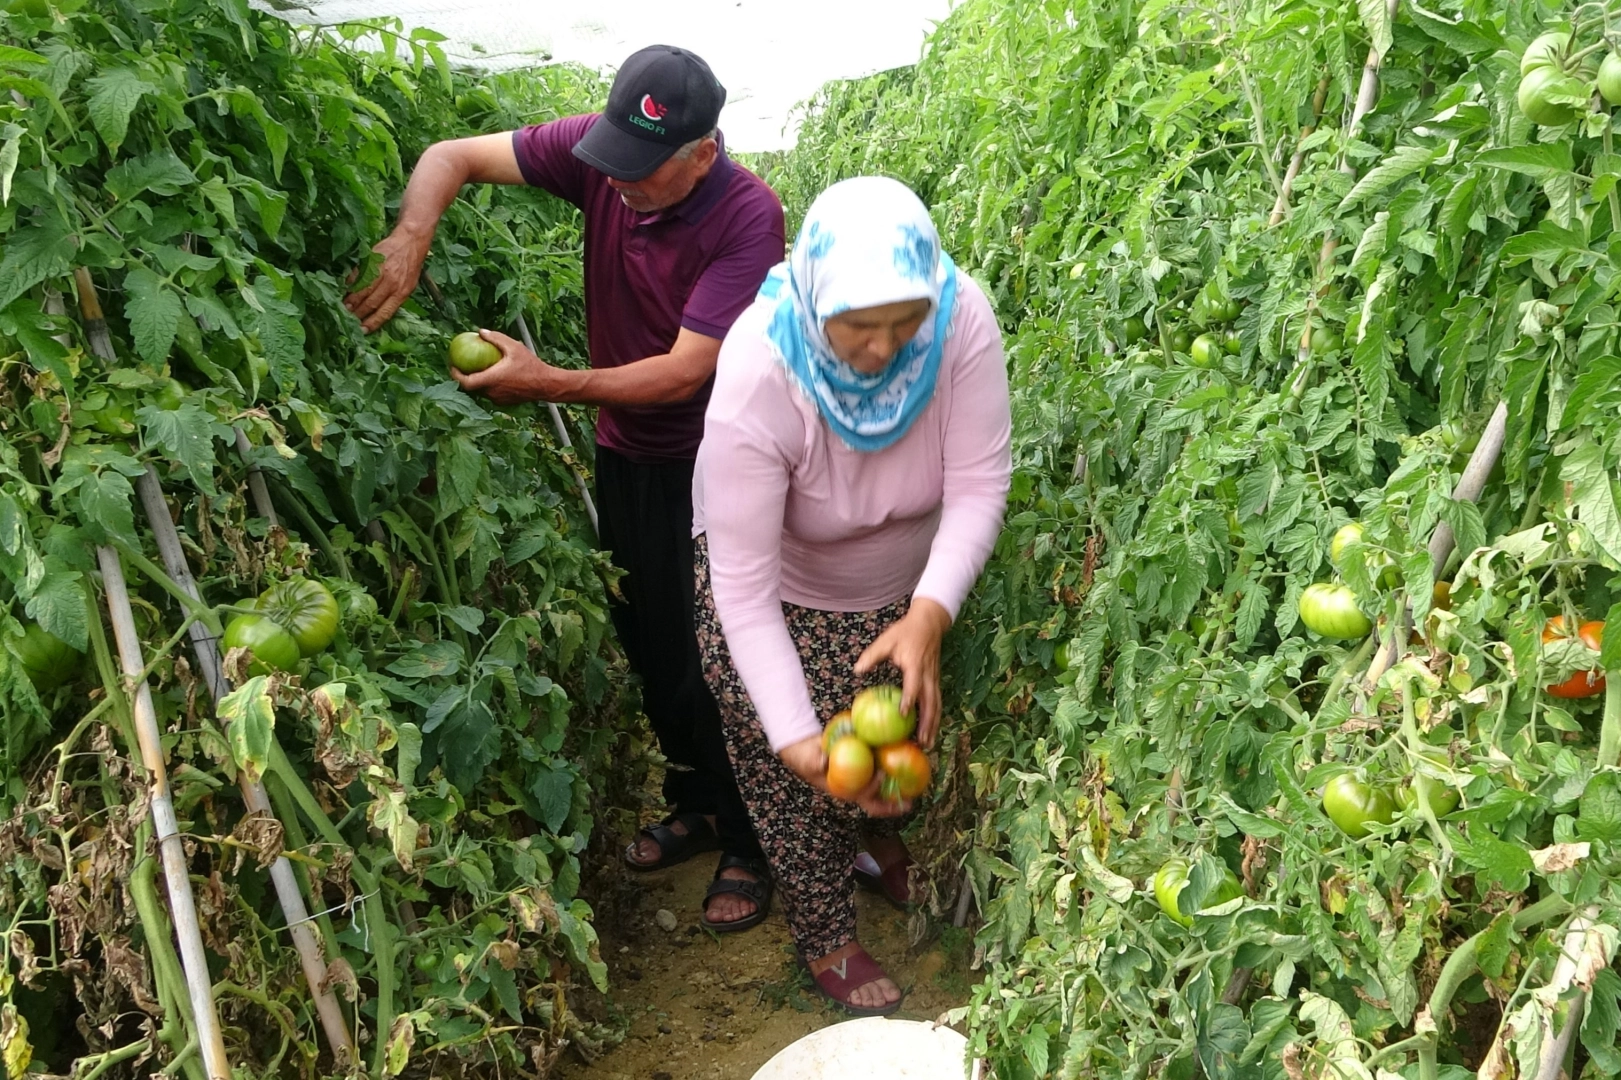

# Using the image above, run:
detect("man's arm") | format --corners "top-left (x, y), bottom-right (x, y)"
top-left (450, 327), bottom-right (722, 408)
top-left (344, 133), bottom-right (526, 333)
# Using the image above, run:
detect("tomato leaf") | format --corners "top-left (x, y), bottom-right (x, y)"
top-left (137, 401), bottom-right (225, 496)
top-left (1563, 439), bottom-right (1621, 569)
top-left (0, 214), bottom-right (75, 314)
top-left (122, 267), bottom-right (184, 366)
top-left (1578, 773), bottom-right (1621, 844)
top-left (21, 567), bottom-right (86, 653)
top-left (217, 676), bottom-right (275, 785)
top-left (84, 68), bottom-right (157, 156)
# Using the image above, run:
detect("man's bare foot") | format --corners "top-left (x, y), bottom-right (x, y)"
top-left (807, 941), bottom-right (901, 1011)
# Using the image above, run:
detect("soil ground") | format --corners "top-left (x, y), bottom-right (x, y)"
top-left (555, 846), bottom-right (978, 1079)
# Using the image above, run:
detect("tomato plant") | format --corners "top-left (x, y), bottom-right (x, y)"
top-left (776, 2), bottom-right (1621, 1075)
top-left (0, 3), bottom-right (625, 1074)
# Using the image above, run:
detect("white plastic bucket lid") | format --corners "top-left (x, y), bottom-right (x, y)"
top-left (751, 1017), bottom-right (982, 1080)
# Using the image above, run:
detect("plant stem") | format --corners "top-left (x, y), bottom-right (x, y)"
top-left (1600, 674), bottom-right (1621, 769)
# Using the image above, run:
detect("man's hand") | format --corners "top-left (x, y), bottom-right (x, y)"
top-left (855, 598), bottom-right (952, 749)
top-left (450, 329), bottom-right (583, 405)
top-left (778, 735), bottom-right (911, 818)
top-left (344, 229), bottom-right (431, 333)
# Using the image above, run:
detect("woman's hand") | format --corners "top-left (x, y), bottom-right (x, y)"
top-left (854, 597), bottom-right (951, 749)
top-left (778, 735), bottom-right (912, 818)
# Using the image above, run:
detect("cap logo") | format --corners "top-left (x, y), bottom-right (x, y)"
top-left (640, 94), bottom-right (669, 121)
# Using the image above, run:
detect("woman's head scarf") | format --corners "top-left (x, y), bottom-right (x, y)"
top-left (756, 176), bottom-right (958, 453)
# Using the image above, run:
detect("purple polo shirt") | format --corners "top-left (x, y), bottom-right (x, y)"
top-left (512, 114), bottom-right (786, 464)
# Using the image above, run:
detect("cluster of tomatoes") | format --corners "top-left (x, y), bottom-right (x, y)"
top-left (223, 577), bottom-right (341, 675)
top-left (1517, 28), bottom-right (1621, 126)
top-left (821, 685), bottom-right (932, 803)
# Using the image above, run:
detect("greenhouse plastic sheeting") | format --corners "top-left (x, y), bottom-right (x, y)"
top-left (249, 0), bottom-right (957, 150)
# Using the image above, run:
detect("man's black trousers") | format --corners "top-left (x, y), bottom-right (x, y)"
top-left (594, 445), bottom-right (762, 862)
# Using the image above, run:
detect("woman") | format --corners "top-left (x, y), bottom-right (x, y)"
top-left (692, 176), bottom-right (1011, 1015)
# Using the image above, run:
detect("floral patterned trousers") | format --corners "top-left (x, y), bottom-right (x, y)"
top-left (693, 534), bottom-right (907, 959)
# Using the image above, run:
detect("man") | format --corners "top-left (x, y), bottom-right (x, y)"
top-left (345, 45), bottom-right (784, 931)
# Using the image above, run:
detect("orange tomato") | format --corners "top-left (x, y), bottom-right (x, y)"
top-left (1542, 616), bottom-right (1607, 699)
top-left (825, 737), bottom-right (875, 799)
top-left (876, 741), bottom-right (931, 801)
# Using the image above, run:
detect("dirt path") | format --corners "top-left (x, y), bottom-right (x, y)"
top-left (557, 852), bottom-right (976, 1079)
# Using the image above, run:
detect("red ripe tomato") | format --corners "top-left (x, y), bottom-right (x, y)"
top-left (825, 737), bottom-right (874, 800)
top-left (876, 741), bottom-right (931, 801)
top-left (1542, 616), bottom-right (1606, 699)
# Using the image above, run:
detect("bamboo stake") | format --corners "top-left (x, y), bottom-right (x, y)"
top-left (73, 271), bottom-right (355, 1064)
top-left (1269, 75), bottom-right (1331, 226)
top-left (514, 311), bottom-right (599, 537)
top-left (97, 547), bottom-right (232, 1080)
top-left (233, 427), bottom-right (280, 529)
top-left (1362, 402), bottom-right (1508, 689)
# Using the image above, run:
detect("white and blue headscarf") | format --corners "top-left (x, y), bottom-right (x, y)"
top-left (757, 176), bottom-right (958, 453)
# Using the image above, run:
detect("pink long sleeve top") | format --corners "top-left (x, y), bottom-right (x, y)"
top-left (693, 275), bottom-right (1012, 751)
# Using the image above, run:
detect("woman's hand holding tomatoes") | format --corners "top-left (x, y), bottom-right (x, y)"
top-left (778, 735), bottom-right (911, 817)
top-left (854, 597), bottom-right (951, 749)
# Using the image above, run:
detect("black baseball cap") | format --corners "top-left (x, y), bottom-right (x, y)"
top-left (572, 45), bottom-right (727, 182)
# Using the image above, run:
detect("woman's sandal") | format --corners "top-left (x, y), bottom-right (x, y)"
top-left (622, 811), bottom-right (719, 872)
top-left (698, 854), bottom-right (773, 934)
top-left (853, 851), bottom-right (920, 909)
top-left (805, 944), bottom-right (905, 1017)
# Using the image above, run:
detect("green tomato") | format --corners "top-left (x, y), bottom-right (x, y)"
top-left (1329, 522), bottom-right (1364, 568)
top-left (90, 402), bottom-right (136, 436)
top-left (1188, 334), bottom-right (1220, 368)
top-left (850, 684), bottom-right (916, 746)
top-left (1298, 582), bottom-right (1372, 640)
top-left (1309, 325), bottom-right (1343, 355)
top-left (6, 622), bottom-right (82, 692)
top-left (1122, 317), bottom-right (1148, 346)
top-left (1520, 30), bottom-right (1570, 76)
top-left (223, 613), bottom-right (301, 675)
top-left (153, 377), bottom-right (187, 411)
top-left (448, 331), bottom-right (502, 374)
top-left (1152, 858), bottom-right (1243, 927)
top-left (1600, 53), bottom-right (1621, 106)
top-left (1395, 774), bottom-right (1461, 819)
top-left (257, 578), bottom-right (340, 657)
top-left (1518, 64), bottom-right (1584, 126)
top-left (1322, 774), bottom-right (1396, 838)
top-left (1221, 330), bottom-right (1242, 355)
top-left (414, 951), bottom-right (441, 975)
top-left (1168, 328), bottom-right (1193, 354)
top-left (1053, 641), bottom-right (1072, 673)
